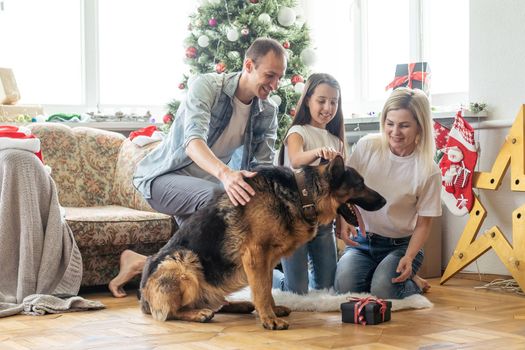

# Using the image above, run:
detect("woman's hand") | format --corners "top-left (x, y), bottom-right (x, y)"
top-left (316, 146), bottom-right (340, 161)
top-left (392, 255), bottom-right (414, 283)
top-left (335, 215), bottom-right (360, 246)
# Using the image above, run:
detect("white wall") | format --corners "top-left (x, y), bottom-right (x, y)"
top-left (470, 0), bottom-right (525, 120)
top-left (441, 0), bottom-right (525, 275)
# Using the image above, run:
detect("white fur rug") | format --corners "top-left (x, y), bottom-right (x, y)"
top-left (227, 288), bottom-right (432, 312)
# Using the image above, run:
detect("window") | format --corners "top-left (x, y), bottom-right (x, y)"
top-left (0, 0), bottom-right (196, 115)
top-left (0, 0), bottom-right (83, 105)
top-left (98, 0), bottom-right (195, 107)
top-left (306, 0), bottom-right (469, 117)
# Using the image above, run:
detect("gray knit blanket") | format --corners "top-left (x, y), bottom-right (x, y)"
top-left (0, 149), bottom-right (84, 317)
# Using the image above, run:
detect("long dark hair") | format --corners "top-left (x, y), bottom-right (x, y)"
top-left (278, 73), bottom-right (345, 165)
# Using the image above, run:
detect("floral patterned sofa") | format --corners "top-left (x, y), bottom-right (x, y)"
top-left (28, 123), bottom-right (176, 287)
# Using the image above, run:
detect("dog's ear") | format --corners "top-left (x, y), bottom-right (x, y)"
top-left (327, 155), bottom-right (345, 187)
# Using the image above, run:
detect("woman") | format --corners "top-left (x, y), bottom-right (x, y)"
top-left (334, 87), bottom-right (441, 299)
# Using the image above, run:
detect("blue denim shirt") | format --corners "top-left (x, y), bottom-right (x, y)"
top-left (133, 72), bottom-right (278, 199)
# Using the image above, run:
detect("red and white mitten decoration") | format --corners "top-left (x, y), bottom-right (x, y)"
top-left (439, 111), bottom-right (477, 216)
top-left (0, 125), bottom-right (43, 162)
top-left (129, 125), bottom-right (164, 147)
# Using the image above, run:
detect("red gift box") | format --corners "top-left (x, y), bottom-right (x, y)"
top-left (385, 62), bottom-right (431, 95)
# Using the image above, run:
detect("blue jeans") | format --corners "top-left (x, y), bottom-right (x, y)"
top-left (272, 223), bottom-right (337, 295)
top-left (334, 232), bottom-right (424, 299)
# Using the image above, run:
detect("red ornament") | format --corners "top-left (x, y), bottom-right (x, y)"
top-left (291, 74), bottom-right (304, 85)
top-left (215, 62), bottom-right (226, 73)
top-left (249, 0), bottom-right (259, 3)
top-left (178, 83), bottom-right (186, 90)
top-left (289, 108), bottom-right (296, 117)
top-left (282, 40), bottom-right (290, 49)
top-left (208, 17), bottom-right (217, 27)
top-left (185, 46), bottom-right (197, 59)
top-left (162, 113), bottom-right (174, 124)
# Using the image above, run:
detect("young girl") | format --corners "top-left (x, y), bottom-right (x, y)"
top-left (272, 73), bottom-right (346, 294)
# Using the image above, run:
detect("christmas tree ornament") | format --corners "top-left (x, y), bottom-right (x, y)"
top-left (178, 83), bottom-right (186, 90)
top-left (440, 111), bottom-right (478, 216)
top-left (300, 48), bottom-right (316, 65)
top-left (198, 56), bottom-right (208, 64)
top-left (195, 19), bottom-right (203, 27)
top-left (185, 46), bottom-right (197, 59)
top-left (270, 94), bottom-right (282, 107)
top-left (162, 113), bottom-right (174, 124)
top-left (294, 82), bottom-right (305, 94)
top-left (289, 108), bottom-right (296, 117)
top-left (291, 74), bottom-right (304, 85)
top-left (249, 0), bottom-right (259, 3)
top-left (227, 51), bottom-right (240, 60)
top-left (226, 27), bottom-right (239, 41)
top-left (208, 17), bottom-right (218, 27)
top-left (197, 35), bottom-right (210, 47)
top-left (215, 62), bottom-right (226, 73)
top-left (278, 7), bottom-right (296, 27)
top-left (241, 27), bottom-right (250, 36)
top-left (293, 6), bottom-right (306, 26)
top-left (282, 40), bottom-right (290, 49)
top-left (258, 13), bottom-right (272, 24)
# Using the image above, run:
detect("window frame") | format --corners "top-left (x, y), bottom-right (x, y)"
top-left (351, 0), bottom-right (468, 117)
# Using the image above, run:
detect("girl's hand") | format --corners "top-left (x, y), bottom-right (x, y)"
top-left (316, 146), bottom-right (340, 161)
top-left (392, 255), bottom-right (414, 283)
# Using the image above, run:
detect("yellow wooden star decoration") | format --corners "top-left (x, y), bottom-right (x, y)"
top-left (440, 105), bottom-right (525, 290)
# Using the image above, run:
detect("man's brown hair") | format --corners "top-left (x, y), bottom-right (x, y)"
top-left (245, 37), bottom-right (287, 68)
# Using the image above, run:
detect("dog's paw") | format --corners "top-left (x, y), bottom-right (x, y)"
top-left (195, 308), bottom-right (215, 322)
top-left (273, 305), bottom-right (291, 317)
top-left (151, 308), bottom-right (170, 322)
top-left (261, 317), bottom-right (289, 330)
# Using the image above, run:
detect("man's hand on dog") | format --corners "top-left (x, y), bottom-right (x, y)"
top-left (335, 215), bottom-right (363, 247)
top-left (221, 169), bottom-right (257, 206)
top-left (392, 255), bottom-right (413, 283)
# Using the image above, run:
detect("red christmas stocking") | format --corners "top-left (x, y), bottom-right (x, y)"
top-left (439, 111), bottom-right (477, 216)
top-left (433, 120), bottom-right (450, 163)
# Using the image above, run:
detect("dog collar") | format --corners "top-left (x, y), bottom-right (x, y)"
top-left (293, 169), bottom-right (318, 224)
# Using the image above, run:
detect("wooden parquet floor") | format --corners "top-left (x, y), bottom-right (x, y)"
top-left (1, 277), bottom-right (524, 350)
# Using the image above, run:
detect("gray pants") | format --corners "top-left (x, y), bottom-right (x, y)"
top-left (146, 172), bottom-right (221, 226)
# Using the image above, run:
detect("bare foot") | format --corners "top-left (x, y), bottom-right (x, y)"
top-left (108, 250), bottom-right (147, 297)
top-left (413, 275), bottom-right (431, 293)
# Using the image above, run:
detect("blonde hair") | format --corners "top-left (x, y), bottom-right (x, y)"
top-left (379, 87), bottom-right (435, 179)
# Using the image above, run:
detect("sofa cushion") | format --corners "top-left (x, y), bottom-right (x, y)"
top-left (73, 127), bottom-right (125, 206)
top-left (64, 205), bottom-right (174, 254)
top-left (28, 123), bottom-right (85, 206)
top-left (110, 138), bottom-right (160, 211)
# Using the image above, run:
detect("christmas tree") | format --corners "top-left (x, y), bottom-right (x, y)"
top-left (164, 0), bottom-right (314, 149)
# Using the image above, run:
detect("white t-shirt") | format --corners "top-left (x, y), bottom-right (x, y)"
top-left (348, 134), bottom-right (442, 238)
top-left (282, 124), bottom-right (343, 168)
top-left (178, 96), bottom-right (251, 181)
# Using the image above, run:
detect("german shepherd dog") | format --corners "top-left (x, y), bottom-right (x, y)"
top-left (139, 156), bottom-right (386, 330)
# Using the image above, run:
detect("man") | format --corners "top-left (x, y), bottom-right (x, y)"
top-left (109, 38), bottom-right (287, 297)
